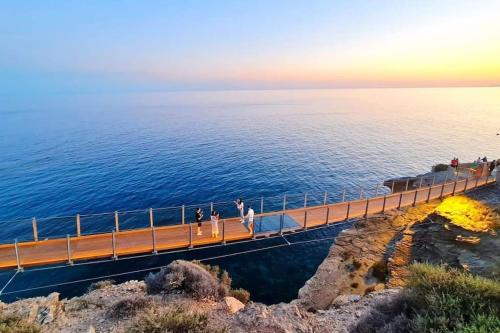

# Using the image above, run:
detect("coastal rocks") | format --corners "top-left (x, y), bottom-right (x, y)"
top-left (224, 296), bottom-right (245, 314)
top-left (233, 302), bottom-right (315, 333)
top-left (331, 295), bottom-right (361, 308)
top-left (296, 203), bottom-right (438, 311)
top-left (2, 292), bottom-right (65, 326)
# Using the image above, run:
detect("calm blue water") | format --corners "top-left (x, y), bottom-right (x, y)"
top-left (0, 87), bottom-right (499, 302)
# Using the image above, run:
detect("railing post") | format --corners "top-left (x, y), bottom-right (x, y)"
top-left (382, 195), bottom-right (387, 213)
top-left (114, 211), bottom-right (119, 232)
top-left (364, 199), bottom-right (370, 218)
top-left (405, 179), bottom-right (409, 191)
top-left (152, 227), bottom-right (157, 254)
top-left (222, 219), bottom-right (226, 244)
top-left (32, 217), bottom-right (38, 242)
top-left (345, 202), bottom-right (351, 221)
top-left (189, 223), bottom-right (193, 248)
top-left (280, 194), bottom-right (286, 235)
top-left (440, 182), bottom-right (446, 199)
top-left (304, 210), bottom-right (308, 229)
top-left (66, 234), bottom-right (73, 265)
top-left (452, 175), bottom-right (458, 195)
top-left (76, 214), bottom-right (81, 237)
top-left (412, 188), bottom-right (418, 206)
top-left (112, 230), bottom-right (117, 260)
top-left (342, 189), bottom-right (346, 202)
top-left (323, 191), bottom-right (328, 205)
top-left (260, 196), bottom-right (264, 214)
top-left (14, 239), bottom-right (22, 271)
top-left (398, 192), bottom-right (403, 209)
top-left (426, 183), bottom-right (432, 203)
top-left (182, 205), bottom-right (185, 224)
top-left (149, 208), bottom-right (154, 228)
top-left (325, 206), bottom-right (330, 224)
top-left (253, 218), bottom-right (256, 239)
top-left (475, 175), bottom-right (479, 188)
top-left (464, 177), bottom-right (469, 192)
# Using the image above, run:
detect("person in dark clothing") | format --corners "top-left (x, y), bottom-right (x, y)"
top-left (489, 161), bottom-right (496, 175)
top-left (195, 208), bottom-right (203, 236)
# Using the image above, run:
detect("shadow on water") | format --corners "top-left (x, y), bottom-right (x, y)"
top-left (0, 221), bottom-right (353, 305)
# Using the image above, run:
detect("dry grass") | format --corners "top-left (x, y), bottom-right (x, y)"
top-left (126, 306), bottom-right (227, 333)
top-left (0, 314), bottom-right (40, 333)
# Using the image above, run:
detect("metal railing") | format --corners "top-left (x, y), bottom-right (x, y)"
top-left (0, 173), bottom-right (496, 271)
top-left (0, 173), bottom-right (495, 245)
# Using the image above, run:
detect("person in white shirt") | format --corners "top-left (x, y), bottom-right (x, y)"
top-left (234, 198), bottom-right (244, 223)
top-left (210, 210), bottom-right (219, 238)
top-left (246, 206), bottom-right (255, 235)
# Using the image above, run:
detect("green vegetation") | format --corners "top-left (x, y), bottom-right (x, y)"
top-left (126, 307), bottom-right (227, 333)
top-left (145, 260), bottom-right (250, 303)
top-left (0, 314), bottom-right (40, 333)
top-left (352, 263), bottom-right (500, 333)
top-left (229, 288), bottom-right (251, 304)
top-left (432, 164), bottom-right (450, 172)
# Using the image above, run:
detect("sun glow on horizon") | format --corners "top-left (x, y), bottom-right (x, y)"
top-left (1, 1), bottom-right (500, 92)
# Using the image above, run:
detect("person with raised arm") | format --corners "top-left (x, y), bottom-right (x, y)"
top-left (234, 198), bottom-right (245, 223)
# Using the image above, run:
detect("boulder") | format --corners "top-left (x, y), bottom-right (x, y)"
top-left (224, 296), bottom-right (245, 314)
top-left (330, 295), bottom-right (361, 308)
top-left (36, 292), bottom-right (63, 325)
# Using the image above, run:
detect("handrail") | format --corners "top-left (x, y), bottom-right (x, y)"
top-left (0, 174), bottom-right (494, 270)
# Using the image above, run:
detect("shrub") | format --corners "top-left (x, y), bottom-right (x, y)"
top-left (145, 260), bottom-right (228, 300)
top-left (455, 314), bottom-right (500, 333)
top-left (408, 263), bottom-right (500, 333)
top-left (126, 307), bottom-right (227, 333)
top-left (0, 314), bottom-right (40, 333)
top-left (107, 297), bottom-right (151, 318)
top-left (192, 261), bottom-right (232, 288)
top-left (229, 288), bottom-right (251, 304)
top-left (351, 263), bottom-right (500, 333)
top-left (432, 164), bottom-right (449, 172)
top-left (350, 293), bottom-right (414, 333)
top-left (87, 279), bottom-right (115, 292)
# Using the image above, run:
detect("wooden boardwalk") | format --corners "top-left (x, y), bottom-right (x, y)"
top-left (0, 175), bottom-right (495, 270)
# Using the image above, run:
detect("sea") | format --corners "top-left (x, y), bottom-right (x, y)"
top-left (0, 87), bottom-right (498, 303)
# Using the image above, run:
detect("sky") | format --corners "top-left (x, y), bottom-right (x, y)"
top-left (1, 0), bottom-right (500, 93)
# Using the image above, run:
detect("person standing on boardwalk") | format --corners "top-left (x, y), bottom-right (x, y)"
top-left (235, 198), bottom-right (245, 223)
top-left (210, 210), bottom-right (219, 238)
top-left (246, 205), bottom-right (255, 235)
top-left (195, 207), bottom-right (203, 236)
top-left (489, 161), bottom-right (496, 175)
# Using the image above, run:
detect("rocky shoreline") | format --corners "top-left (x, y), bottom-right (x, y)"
top-left (1, 183), bottom-right (498, 332)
